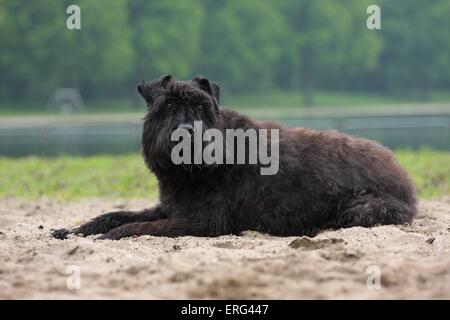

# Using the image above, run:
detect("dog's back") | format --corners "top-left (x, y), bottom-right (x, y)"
top-left (219, 107), bottom-right (417, 236)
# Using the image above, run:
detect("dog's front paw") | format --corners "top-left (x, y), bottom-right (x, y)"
top-left (51, 228), bottom-right (72, 240)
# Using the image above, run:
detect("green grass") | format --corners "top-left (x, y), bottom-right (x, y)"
top-left (0, 98), bottom-right (139, 115)
top-left (395, 149), bottom-right (450, 199)
top-left (0, 150), bottom-right (448, 200)
top-left (0, 155), bottom-right (158, 200)
top-left (227, 90), bottom-right (405, 109)
top-left (2, 90), bottom-right (450, 115)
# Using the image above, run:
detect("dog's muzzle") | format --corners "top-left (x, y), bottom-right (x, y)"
top-left (175, 123), bottom-right (195, 136)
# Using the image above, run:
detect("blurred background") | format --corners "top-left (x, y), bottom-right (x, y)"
top-left (0, 0), bottom-right (449, 199)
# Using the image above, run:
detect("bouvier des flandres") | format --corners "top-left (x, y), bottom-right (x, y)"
top-left (53, 75), bottom-right (416, 240)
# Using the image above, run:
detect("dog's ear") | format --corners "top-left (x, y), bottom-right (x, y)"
top-left (160, 74), bottom-right (173, 88)
top-left (210, 81), bottom-right (220, 106)
top-left (137, 80), bottom-right (145, 96)
top-left (137, 75), bottom-right (174, 101)
top-left (192, 76), bottom-right (220, 106)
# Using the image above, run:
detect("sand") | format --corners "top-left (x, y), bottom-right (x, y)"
top-left (0, 197), bottom-right (449, 299)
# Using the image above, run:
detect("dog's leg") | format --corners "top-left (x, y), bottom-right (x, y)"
top-left (97, 218), bottom-right (208, 240)
top-left (326, 193), bottom-right (416, 229)
top-left (52, 206), bottom-right (167, 239)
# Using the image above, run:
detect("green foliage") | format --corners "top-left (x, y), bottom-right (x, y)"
top-left (279, 0), bottom-right (383, 105)
top-left (61, 0), bottom-right (134, 98)
top-left (0, 0), bottom-right (134, 100)
top-left (0, 150), bottom-right (448, 200)
top-left (379, 0), bottom-right (450, 96)
top-left (0, 0), bottom-right (65, 99)
top-left (0, 0), bottom-right (449, 106)
top-left (200, 0), bottom-right (287, 92)
top-left (129, 0), bottom-right (205, 80)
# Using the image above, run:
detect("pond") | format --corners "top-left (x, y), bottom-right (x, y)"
top-left (0, 115), bottom-right (448, 157)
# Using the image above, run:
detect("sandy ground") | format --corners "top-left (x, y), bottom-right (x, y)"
top-left (0, 197), bottom-right (449, 299)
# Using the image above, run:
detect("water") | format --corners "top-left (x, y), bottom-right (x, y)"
top-left (282, 115), bottom-right (450, 150)
top-left (0, 115), bottom-right (448, 157)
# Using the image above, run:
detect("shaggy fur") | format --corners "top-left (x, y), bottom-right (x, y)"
top-left (52, 75), bottom-right (417, 240)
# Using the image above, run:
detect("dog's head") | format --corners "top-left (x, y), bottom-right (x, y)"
top-left (138, 75), bottom-right (222, 173)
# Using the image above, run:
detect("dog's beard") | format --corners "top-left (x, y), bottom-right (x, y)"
top-left (142, 116), bottom-right (172, 172)
top-left (142, 134), bottom-right (173, 173)
top-left (142, 119), bottom-right (219, 174)
top-left (169, 126), bottom-right (219, 172)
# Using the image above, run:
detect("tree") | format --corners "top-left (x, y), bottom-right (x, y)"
top-left (1, 0), bottom-right (448, 106)
top-left (128, 0), bottom-right (204, 82)
top-left (0, 0), bottom-right (134, 102)
top-left (0, 0), bottom-right (65, 100)
top-left (379, 0), bottom-right (450, 99)
top-left (198, 0), bottom-right (287, 93)
top-left (281, 0), bottom-right (383, 106)
top-left (59, 0), bottom-right (134, 99)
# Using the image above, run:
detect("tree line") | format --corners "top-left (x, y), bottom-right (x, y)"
top-left (0, 0), bottom-right (449, 106)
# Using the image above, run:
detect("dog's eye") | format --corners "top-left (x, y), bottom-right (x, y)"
top-left (198, 105), bottom-right (203, 112)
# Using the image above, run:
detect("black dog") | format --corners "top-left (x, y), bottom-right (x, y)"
top-left (52, 75), bottom-right (417, 240)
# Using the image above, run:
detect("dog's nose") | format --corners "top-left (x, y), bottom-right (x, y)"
top-left (176, 123), bottom-right (195, 136)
